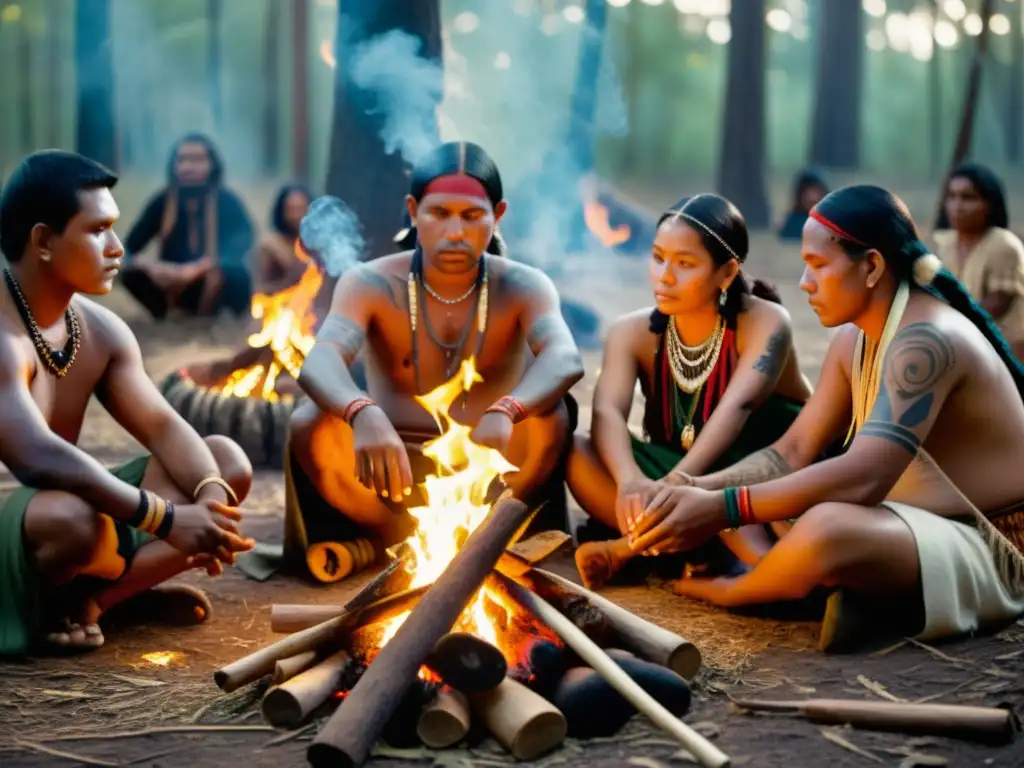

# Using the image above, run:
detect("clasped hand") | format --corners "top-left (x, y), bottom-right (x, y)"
top-left (626, 485), bottom-right (725, 556)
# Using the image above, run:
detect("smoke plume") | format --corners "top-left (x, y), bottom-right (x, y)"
top-left (299, 195), bottom-right (366, 278)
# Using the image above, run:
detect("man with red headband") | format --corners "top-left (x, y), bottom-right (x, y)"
top-left (625, 185), bottom-right (1024, 651)
top-left (284, 142), bottom-right (584, 578)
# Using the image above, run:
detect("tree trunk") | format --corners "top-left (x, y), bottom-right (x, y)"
top-left (1006, 2), bottom-right (1023, 166)
top-left (716, 0), bottom-right (770, 229)
top-left (208, 0), bottom-right (223, 132)
top-left (291, 0), bottom-right (309, 181)
top-left (17, 10), bottom-right (32, 153)
top-left (933, 0), bottom-right (995, 227)
top-left (74, 0), bottom-right (118, 169)
top-left (808, 0), bottom-right (863, 170)
top-left (324, 0), bottom-right (442, 261)
top-left (927, 1), bottom-right (942, 176)
top-left (48, 0), bottom-right (61, 147)
top-left (262, 0), bottom-right (281, 176)
top-left (564, 0), bottom-right (609, 252)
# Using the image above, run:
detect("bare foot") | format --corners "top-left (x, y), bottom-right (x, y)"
top-left (671, 575), bottom-right (738, 606)
top-left (104, 584), bottom-right (213, 626)
top-left (575, 538), bottom-right (634, 590)
top-left (40, 602), bottom-right (105, 653)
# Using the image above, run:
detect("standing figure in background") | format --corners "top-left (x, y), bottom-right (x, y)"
top-left (933, 163), bottom-right (1024, 361)
top-left (777, 169), bottom-right (829, 242)
top-left (119, 133), bottom-right (255, 319)
top-left (567, 194), bottom-right (813, 588)
top-left (256, 182), bottom-right (314, 295)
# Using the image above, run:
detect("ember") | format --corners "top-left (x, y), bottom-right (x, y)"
top-left (140, 651), bottom-right (184, 667)
top-left (213, 241), bottom-right (322, 403)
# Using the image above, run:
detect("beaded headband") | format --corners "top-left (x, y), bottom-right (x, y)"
top-left (666, 196), bottom-right (743, 263)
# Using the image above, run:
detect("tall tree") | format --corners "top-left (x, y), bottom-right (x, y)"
top-left (808, 0), bottom-right (863, 170)
top-left (291, 0), bottom-right (310, 181)
top-left (324, 0), bottom-right (442, 260)
top-left (74, 0), bottom-right (117, 169)
top-left (717, 0), bottom-right (770, 229)
top-left (1006, 0), bottom-right (1023, 166)
top-left (262, 0), bottom-right (281, 176)
top-left (17, 7), bottom-right (33, 153)
top-left (207, 0), bottom-right (223, 131)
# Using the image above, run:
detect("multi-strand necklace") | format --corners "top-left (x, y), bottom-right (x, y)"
top-left (407, 252), bottom-right (489, 397)
top-left (665, 316), bottom-right (725, 450)
top-left (3, 269), bottom-right (81, 378)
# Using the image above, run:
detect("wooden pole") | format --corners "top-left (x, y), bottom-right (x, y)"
top-left (493, 572), bottom-right (729, 768)
top-left (214, 587), bottom-right (427, 692)
top-left (527, 567), bottom-right (702, 680)
top-left (469, 677), bottom-right (567, 760)
top-left (426, 632), bottom-right (507, 693)
top-left (272, 650), bottom-right (319, 685)
top-left (262, 650), bottom-right (350, 729)
top-left (307, 496), bottom-right (532, 768)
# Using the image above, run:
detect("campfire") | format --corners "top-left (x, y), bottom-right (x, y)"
top-left (214, 363), bottom-right (721, 767)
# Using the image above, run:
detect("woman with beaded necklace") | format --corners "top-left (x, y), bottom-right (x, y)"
top-left (568, 193), bottom-right (813, 588)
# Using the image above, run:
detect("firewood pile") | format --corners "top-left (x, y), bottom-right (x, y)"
top-left (213, 498), bottom-right (728, 768)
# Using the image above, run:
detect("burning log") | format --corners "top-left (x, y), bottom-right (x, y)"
top-left (272, 650), bottom-right (319, 685)
top-left (493, 572), bottom-right (730, 768)
top-left (426, 632), bottom-right (507, 693)
top-left (306, 539), bottom-right (376, 584)
top-left (215, 586), bottom-right (428, 692)
top-left (417, 689), bottom-right (471, 749)
top-left (270, 604), bottom-right (343, 634)
top-left (261, 650), bottom-right (351, 729)
top-left (307, 495), bottom-right (533, 768)
top-left (469, 676), bottom-right (567, 760)
top-left (530, 568), bottom-right (702, 680)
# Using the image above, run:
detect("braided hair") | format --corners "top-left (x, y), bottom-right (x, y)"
top-left (813, 184), bottom-right (1024, 400)
top-left (649, 193), bottom-right (781, 334)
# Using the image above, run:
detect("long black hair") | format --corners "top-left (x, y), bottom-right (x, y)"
top-left (165, 132), bottom-right (223, 187)
top-left (408, 141), bottom-right (504, 261)
top-left (934, 162), bottom-right (1009, 231)
top-left (271, 182), bottom-right (314, 238)
top-left (649, 193), bottom-right (781, 333)
top-left (790, 168), bottom-right (829, 214)
top-left (814, 184), bottom-right (1024, 399)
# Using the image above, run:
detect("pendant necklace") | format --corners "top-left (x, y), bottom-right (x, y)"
top-left (665, 316), bottom-right (724, 450)
top-left (3, 269), bottom-right (81, 378)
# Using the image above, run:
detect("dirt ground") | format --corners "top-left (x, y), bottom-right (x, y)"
top-left (1, 231), bottom-right (1023, 768)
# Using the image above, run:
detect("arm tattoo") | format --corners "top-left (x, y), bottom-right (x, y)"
top-left (527, 315), bottom-right (564, 355)
top-left (352, 265), bottom-right (404, 310)
top-left (859, 323), bottom-right (956, 454)
top-left (702, 447), bottom-right (792, 490)
top-left (752, 327), bottom-right (788, 378)
top-left (316, 316), bottom-right (366, 364)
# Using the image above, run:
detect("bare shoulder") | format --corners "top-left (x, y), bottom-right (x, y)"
top-left (605, 309), bottom-right (653, 350)
top-left (494, 258), bottom-right (556, 299)
top-left (334, 253), bottom-right (410, 309)
top-left (888, 298), bottom-right (967, 379)
top-left (71, 296), bottom-right (135, 353)
top-left (737, 295), bottom-right (792, 335)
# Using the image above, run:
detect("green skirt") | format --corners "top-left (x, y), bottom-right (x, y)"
top-left (634, 393), bottom-right (802, 479)
top-left (0, 456), bottom-right (151, 656)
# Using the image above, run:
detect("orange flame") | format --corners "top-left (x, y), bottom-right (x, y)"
top-left (584, 201), bottom-right (631, 248)
top-left (140, 651), bottom-right (184, 666)
top-left (215, 242), bottom-right (323, 402)
top-left (320, 39), bottom-right (336, 70)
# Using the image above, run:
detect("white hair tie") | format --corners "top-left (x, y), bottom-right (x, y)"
top-left (913, 253), bottom-right (943, 286)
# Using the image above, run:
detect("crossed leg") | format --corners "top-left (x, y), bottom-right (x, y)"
top-left (24, 435), bottom-right (252, 651)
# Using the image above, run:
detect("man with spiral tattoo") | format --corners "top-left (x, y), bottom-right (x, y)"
top-left (628, 185), bottom-right (1024, 650)
top-left (0, 151), bottom-right (255, 655)
top-left (286, 142), bottom-right (583, 576)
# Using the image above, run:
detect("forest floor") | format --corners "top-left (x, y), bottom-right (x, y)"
top-left (1, 225), bottom-right (1022, 768)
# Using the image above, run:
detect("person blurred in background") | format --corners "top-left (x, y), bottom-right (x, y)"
top-left (932, 163), bottom-right (1024, 361)
top-left (777, 169), bottom-right (829, 242)
top-left (256, 182), bottom-right (314, 295)
top-left (119, 133), bottom-right (255, 319)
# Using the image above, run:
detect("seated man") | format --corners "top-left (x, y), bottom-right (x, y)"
top-left (287, 141), bottom-right (584, 577)
top-left (628, 185), bottom-right (1024, 649)
top-left (0, 151), bottom-right (255, 655)
top-left (119, 133), bottom-right (255, 319)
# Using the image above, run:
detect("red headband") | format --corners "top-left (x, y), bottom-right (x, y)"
top-left (808, 209), bottom-right (868, 246)
top-left (423, 173), bottom-right (490, 201)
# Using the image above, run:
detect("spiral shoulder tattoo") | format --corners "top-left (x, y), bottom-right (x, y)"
top-left (860, 322), bottom-right (957, 455)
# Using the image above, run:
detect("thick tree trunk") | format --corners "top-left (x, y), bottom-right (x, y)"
top-left (17, 11), bottom-right (32, 153)
top-left (262, 0), bottom-right (281, 176)
top-left (291, 0), bottom-right (309, 181)
top-left (74, 0), bottom-right (118, 169)
top-left (48, 0), bottom-right (61, 147)
top-left (716, 0), bottom-right (770, 229)
top-left (1006, 3), bottom-right (1023, 166)
top-left (324, 0), bottom-right (442, 261)
top-left (207, 0), bottom-right (223, 131)
top-left (808, 0), bottom-right (863, 170)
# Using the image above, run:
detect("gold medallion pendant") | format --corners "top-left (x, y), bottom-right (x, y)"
top-left (681, 424), bottom-right (696, 451)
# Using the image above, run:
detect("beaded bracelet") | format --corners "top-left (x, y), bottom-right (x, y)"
top-left (487, 395), bottom-right (527, 424)
top-left (343, 397), bottom-right (375, 425)
top-left (737, 486), bottom-right (755, 525)
top-left (722, 487), bottom-right (741, 529)
top-left (127, 490), bottom-right (175, 539)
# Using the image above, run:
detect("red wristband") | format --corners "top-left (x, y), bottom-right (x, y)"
top-left (738, 486), bottom-right (755, 525)
top-left (489, 395), bottom-right (527, 424)
top-left (343, 397), bottom-right (375, 425)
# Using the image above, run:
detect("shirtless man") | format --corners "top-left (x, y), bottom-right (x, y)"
top-left (626, 185), bottom-right (1024, 648)
top-left (287, 141), bottom-right (584, 570)
top-left (0, 150), bottom-right (254, 655)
